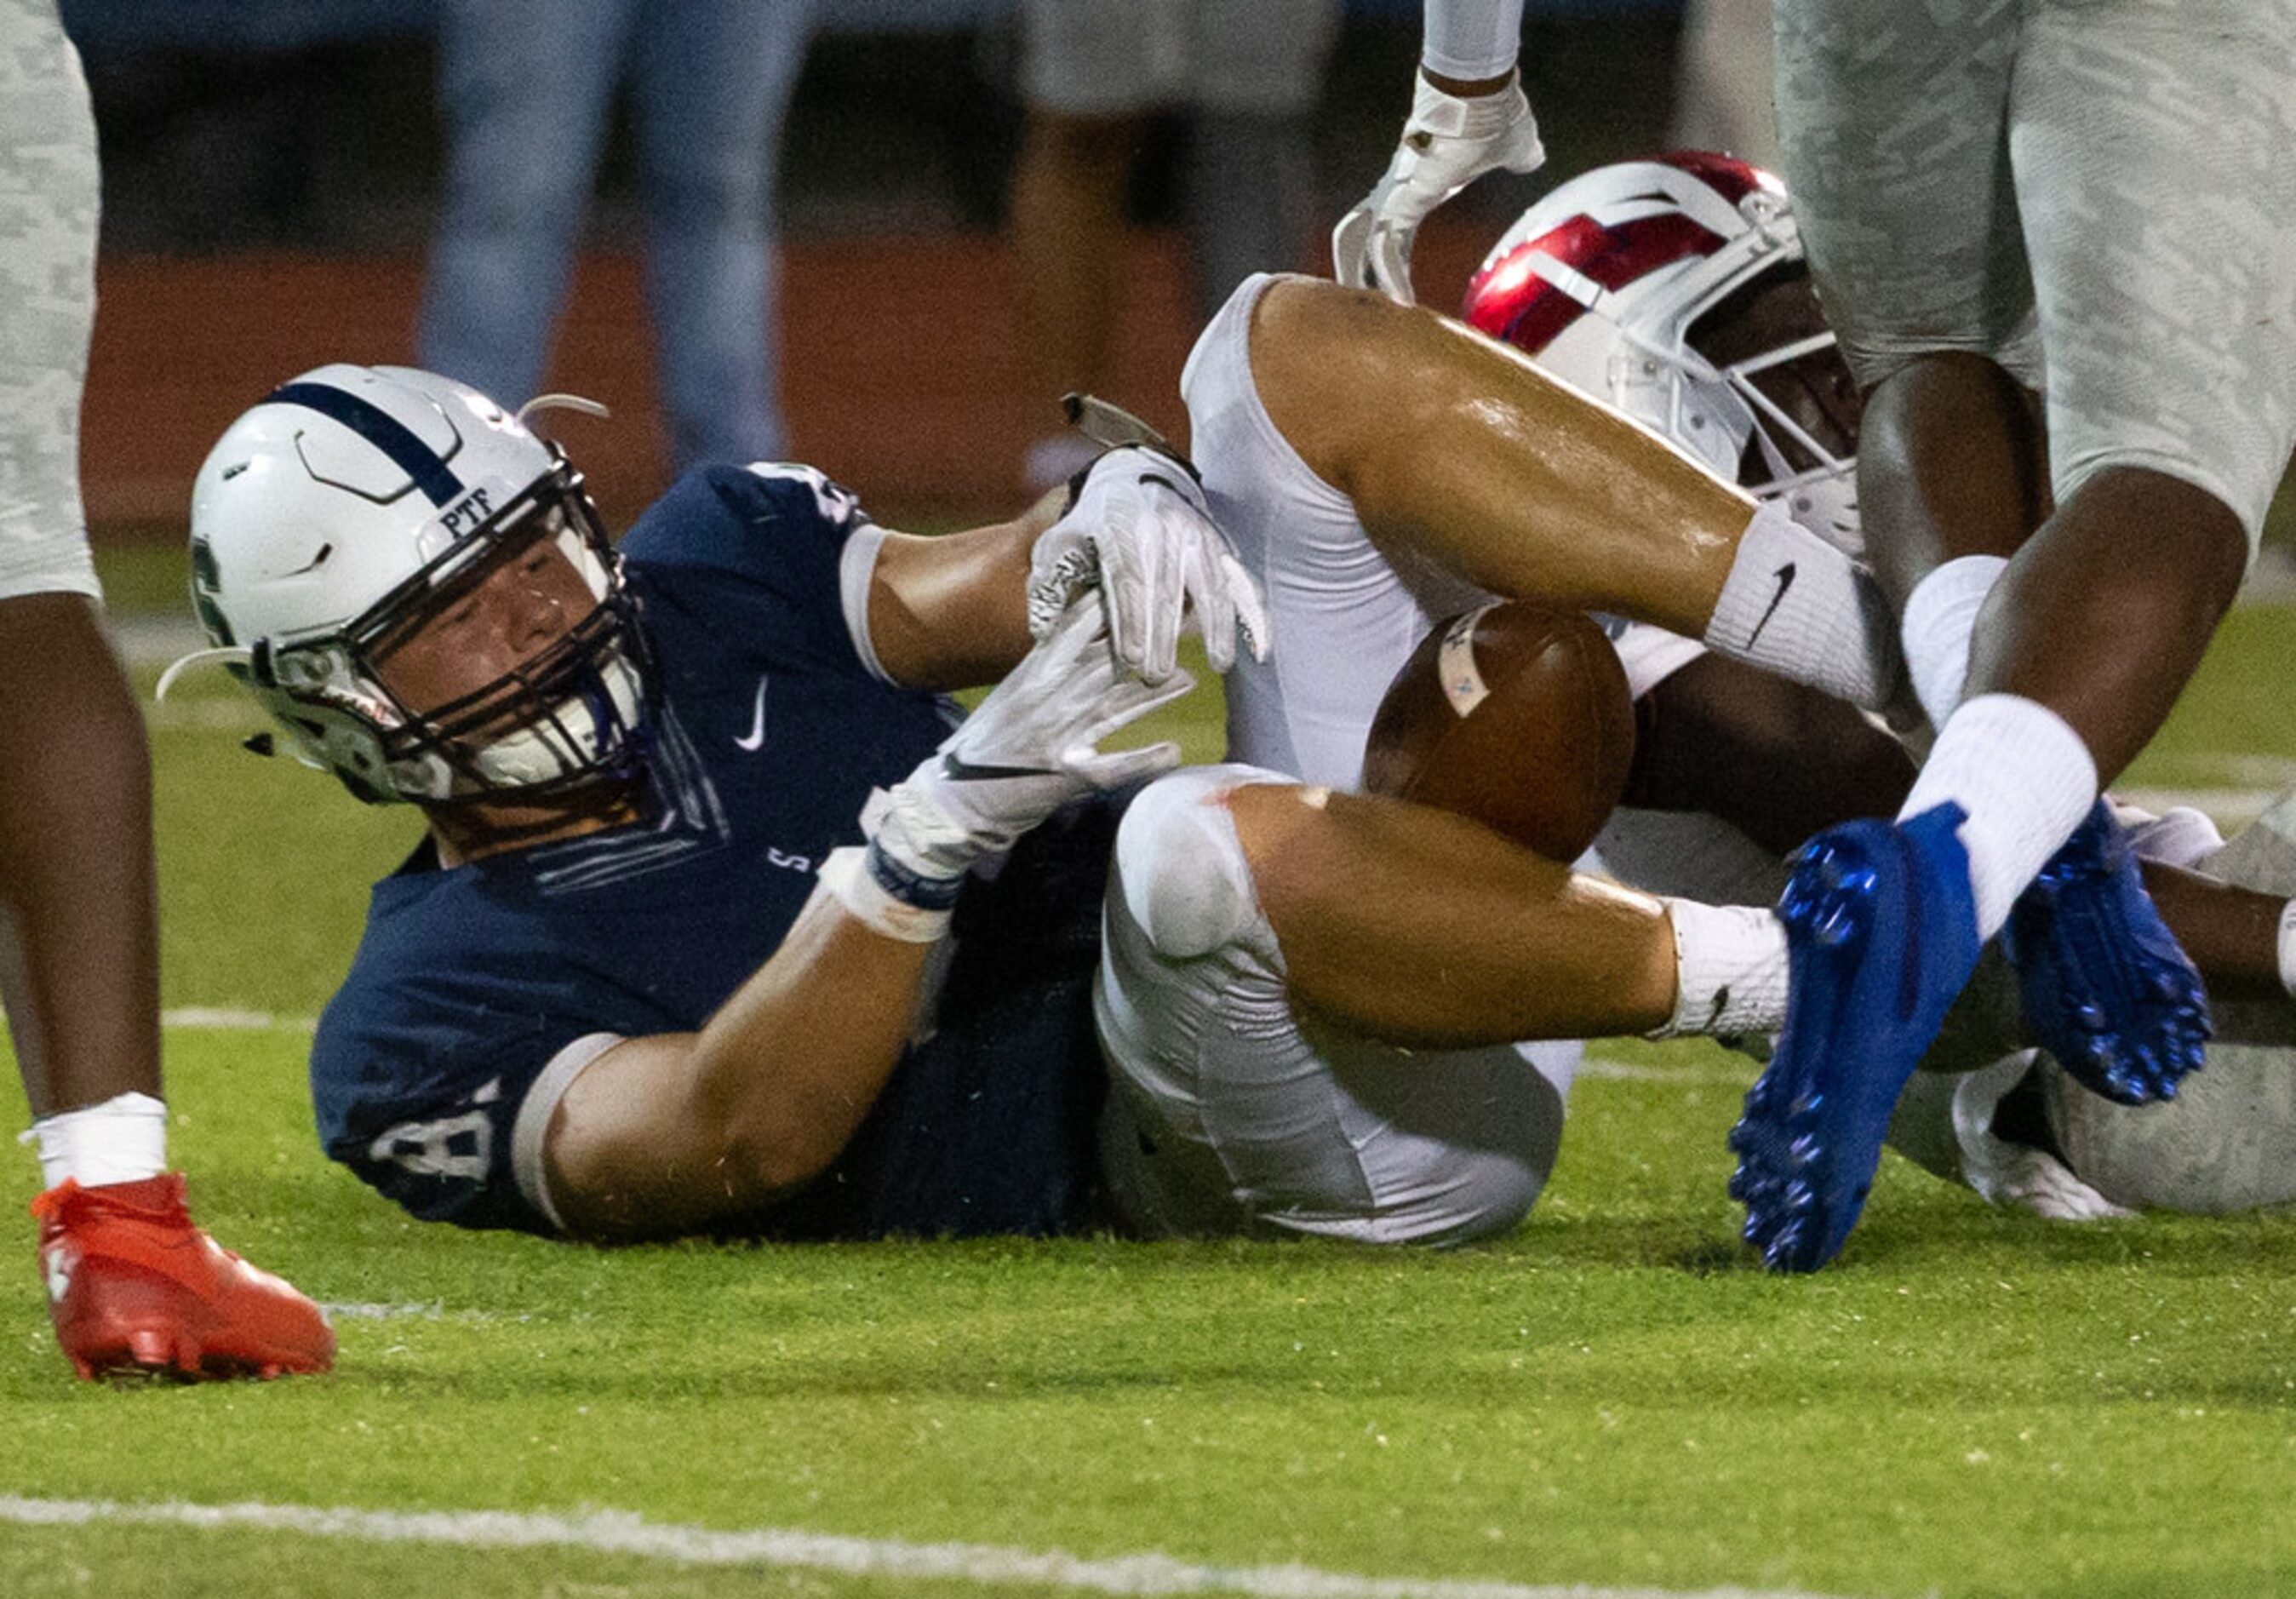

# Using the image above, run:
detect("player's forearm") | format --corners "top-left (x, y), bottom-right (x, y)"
top-left (867, 495), bottom-right (1063, 690)
top-left (2140, 861), bottom-right (2290, 1001)
top-left (687, 885), bottom-right (935, 1194)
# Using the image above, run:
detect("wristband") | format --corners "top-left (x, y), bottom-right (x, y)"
top-left (819, 845), bottom-right (956, 943)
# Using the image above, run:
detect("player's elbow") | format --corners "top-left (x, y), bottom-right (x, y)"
top-left (710, 1088), bottom-right (864, 1198)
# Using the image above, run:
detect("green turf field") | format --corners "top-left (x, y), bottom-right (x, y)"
top-left (2, 549), bottom-right (2293, 1598)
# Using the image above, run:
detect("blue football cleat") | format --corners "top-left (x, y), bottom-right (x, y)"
top-left (2003, 800), bottom-right (2211, 1107)
top-left (1730, 804), bottom-right (1984, 1272)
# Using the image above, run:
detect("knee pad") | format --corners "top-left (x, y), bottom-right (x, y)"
top-left (1113, 765), bottom-right (1291, 961)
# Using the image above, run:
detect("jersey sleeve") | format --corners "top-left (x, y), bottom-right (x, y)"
top-left (310, 983), bottom-right (570, 1235)
top-left (617, 461), bottom-right (888, 680)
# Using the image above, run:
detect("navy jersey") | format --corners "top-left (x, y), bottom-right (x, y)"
top-left (312, 463), bottom-right (1112, 1238)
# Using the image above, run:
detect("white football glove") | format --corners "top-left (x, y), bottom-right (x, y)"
top-left (872, 593), bottom-right (1195, 893)
top-left (1331, 71), bottom-right (1546, 307)
top-left (1027, 444), bottom-right (1268, 684)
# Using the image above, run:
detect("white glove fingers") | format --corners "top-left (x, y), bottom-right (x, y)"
top-left (1370, 219), bottom-right (1418, 307)
top-left (1222, 550), bottom-right (1271, 663)
top-left (1072, 739), bottom-right (1184, 790)
top-left (1102, 507), bottom-right (1159, 678)
top-left (1071, 663), bottom-right (1197, 757)
top-left (1134, 512), bottom-right (1182, 683)
top-left (1187, 536), bottom-right (1239, 675)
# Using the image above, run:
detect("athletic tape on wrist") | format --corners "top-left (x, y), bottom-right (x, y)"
top-left (819, 845), bottom-right (954, 943)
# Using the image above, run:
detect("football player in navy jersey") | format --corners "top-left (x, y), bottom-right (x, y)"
top-left (175, 275), bottom-right (1912, 1253)
top-left (174, 365), bottom-right (1262, 1242)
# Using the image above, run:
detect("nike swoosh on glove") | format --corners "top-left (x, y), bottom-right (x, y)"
top-left (873, 593), bottom-right (1198, 885)
top-left (1028, 444), bottom-right (1269, 684)
top-left (1331, 71), bottom-right (1545, 307)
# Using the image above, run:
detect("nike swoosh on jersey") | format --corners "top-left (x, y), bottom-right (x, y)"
top-left (733, 674), bottom-right (770, 751)
top-left (1743, 562), bottom-right (1797, 651)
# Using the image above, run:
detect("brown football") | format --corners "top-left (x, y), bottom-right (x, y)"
top-left (1360, 600), bottom-right (1635, 860)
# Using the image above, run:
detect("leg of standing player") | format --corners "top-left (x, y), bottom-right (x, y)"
top-left (1008, 0), bottom-right (1165, 494)
top-left (627, 0), bottom-right (814, 469)
top-left (1726, 0), bottom-right (2296, 1270)
top-left (2, 0), bottom-right (330, 1378)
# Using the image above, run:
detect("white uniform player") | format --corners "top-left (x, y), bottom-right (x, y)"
top-left (0, 0), bottom-right (101, 604)
top-left (1891, 794), bottom-right (2296, 1221)
top-left (3, 0), bottom-right (335, 1380)
top-left (1096, 155), bottom-right (1856, 1244)
top-left (1773, 0), bottom-right (2296, 548)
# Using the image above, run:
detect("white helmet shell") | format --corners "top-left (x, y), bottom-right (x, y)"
top-left (1463, 152), bottom-right (1860, 556)
top-left (185, 365), bottom-right (648, 805)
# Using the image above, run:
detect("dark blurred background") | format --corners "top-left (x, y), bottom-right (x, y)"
top-left (52, 0), bottom-right (1744, 536)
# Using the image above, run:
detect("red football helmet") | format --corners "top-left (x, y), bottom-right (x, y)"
top-left (1463, 152), bottom-right (1860, 553)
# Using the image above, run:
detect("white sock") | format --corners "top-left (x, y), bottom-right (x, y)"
top-left (1703, 497), bottom-right (1901, 710)
top-left (1647, 899), bottom-right (1790, 1039)
top-left (1902, 693), bottom-right (2098, 940)
top-left (20, 1092), bottom-right (169, 1190)
top-left (1900, 554), bottom-right (2007, 728)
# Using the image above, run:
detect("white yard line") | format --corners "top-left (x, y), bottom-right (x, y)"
top-left (161, 1008), bottom-right (317, 1034)
top-left (1574, 1058), bottom-right (1752, 1085)
top-left (0, 1496), bottom-right (1858, 1599)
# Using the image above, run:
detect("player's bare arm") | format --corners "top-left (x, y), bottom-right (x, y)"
top-left (862, 496), bottom-right (1056, 691)
top-left (520, 592), bottom-right (1195, 1243)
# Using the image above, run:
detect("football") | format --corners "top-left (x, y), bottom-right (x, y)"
top-left (1360, 599), bottom-right (1635, 860)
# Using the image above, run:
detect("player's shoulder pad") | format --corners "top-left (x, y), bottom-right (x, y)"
top-left (620, 461), bottom-right (872, 570)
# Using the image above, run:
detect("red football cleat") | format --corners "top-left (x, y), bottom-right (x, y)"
top-left (31, 1173), bottom-right (334, 1380)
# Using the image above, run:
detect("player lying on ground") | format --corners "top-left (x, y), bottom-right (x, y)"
top-left (170, 137), bottom-right (1945, 1247)
top-left (175, 367), bottom-right (1260, 1241)
top-left (1094, 152), bottom-right (2296, 1247)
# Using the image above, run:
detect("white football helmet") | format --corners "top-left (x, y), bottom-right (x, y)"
top-left (1462, 151), bottom-right (1860, 554)
top-left (175, 364), bottom-right (650, 805)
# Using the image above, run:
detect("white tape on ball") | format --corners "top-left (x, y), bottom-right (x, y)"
top-left (1435, 601), bottom-right (1502, 718)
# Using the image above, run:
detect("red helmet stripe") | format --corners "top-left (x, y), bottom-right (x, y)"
top-left (1465, 210), bottom-right (1726, 355)
top-left (1653, 149), bottom-right (1768, 203)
